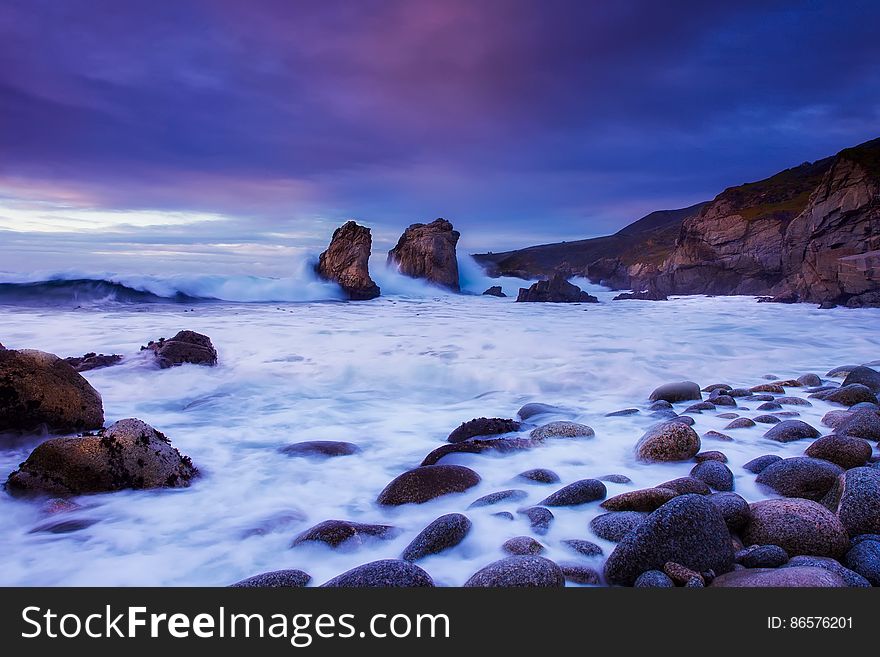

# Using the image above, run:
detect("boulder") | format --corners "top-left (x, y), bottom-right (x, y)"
top-left (464, 555), bottom-right (564, 587)
top-left (834, 409), bottom-right (880, 441)
top-left (321, 560), bottom-right (434, 588)
top-left (514, 468), bottom-right (560, 484)
top-left (743, 454), bottom-right (782, 474)
top-left (467, 489), bottom-right (528, 508)
top-left (142, 330), bottom-right (217, 368)
top-left (6, 419), bottom-right (197, 496)
top-left (815, 384), bottom-right (877, 407)
top-left (755, 457), bottom-right (844, 501)
top-left (482, 286), bottom-right (506, 297)
top-left (516, 403), bottom-right (565, 420)
top-left (843, 540), bottom-right (880, 586)
top-left (635, 421), bottom-right (700, 462)
top-left (841, 366), bottom-right (880, 393)
top-left (742, 498), bottom-right (849, 558)
top-left (834, 467), bottom-right (880, 537)
top-left (401, 513), bottom-right (472, 561)
top-left (501, 536), bottom-right (545, 555)
top-left (315, 220), bottom-right (381, 300)
top-left (290, 520), bottom-right (398, 549)
top-left (634, 570), bottom-right (675, 588)
top-left (539, 479), bottom-right (606, 506)
top-left (516, 273), bottom-right (598, 303)
top-left (280, 441), bottom-right (361, 458)
top-left (657, 477), bottom-right (711, 495)
top-left (601, 487), bottom-right (678, 512)
top-left (229, 570), bottom-right (311, 588)
top-left (589, 511), bottom-right (647, 542)
top-left (447, 417), bottom-right (521, 443)
top-left (376, 465), bottom-right (480, 505)
top-left (0, 349), bottom-right (104, 434)
top-left (784, 556), bottom-right (871, 587)
top-left (735, 545), bottom-right (789, 569)
top-left (710, 567), bottom-right (848, 587)
top-left (690, 461), bottom-right (734, 491)
top-left (561, 539), bottom-right (604, 557)
top-left (529, 421), bottom-right (594, 440)
top-left (797, 373), bottom-right (822, 387)
top-left (724, 417), bottom-right (756, 430)
top-left (387, 218), bottom-right (460, 291)
top-left (520, 506), bottom-right (554, 535)
top-left (62, 353), bottom-right (124, 372)
top-left (708, 492), bottom-right (751, 533)
top-left (762, 419), bottom-right (820, 443)
top-left (695, 451), bottom-right (728, 463)
top-left (648, 381), bottom-right (702, 403)
top-left (420, 437), bottom-right (536, 466)
top-left (805, 435), bottom-right (872, 469)
top-left (560, 564), bottom-right (601, 585)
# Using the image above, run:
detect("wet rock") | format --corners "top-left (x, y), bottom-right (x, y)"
top-left (657, 477), bottom-right (711, 495)
top-left (291, 520), bottom-right (398, 549)
top-left (730, 388), bottom-right (757, 398)
top-left (827, 365), bottom-right (858, 379)
top-left (539, 479), bottom-right (606, 507)
top-left (492, 511), bottom-right (514, 521)
top-left (635, 421), bottom-right (700, 462)
top-left (750, 383), bottom-right (784, 394)
top-left (601, 487), bottom-right (678, 512)
top-left (529, 421), bottom-right (594, 440)
top-left (606, 408), bottom-right (639, 417)
top-left (516, 273), bottom-right (598, 303)
top-left (695, 451), bottom-right (728, 463)
top-left (63, 353), bottom-right (124, 372)
top-left (716, 413), bottom-right (739, 420)
top-left (756, 401), bottom-right (782, 411)
top-left (710, 394), bottom-right (737, 407)
top-left (775, 396), bottom-right (812, 407)
top-left (648, 381), bottom-right (702, 404)
top-left (280, 441), bottom-right (361, 458)
top-left (708, 492), bottom-right (751, 533)
top-left (560, 564), bottom-right (601, 585)
top-left (447, 417), bottom-right (521, 443)
top-left (805, 435), bottom-right (872, 469)
top-left (664, 561), bottom-right (704, 586)
top-left (710, 567), bottom-right (848, 587)
top-left (815, 384), bottom-right (878, 407)
top-left (834, 408), bottom-right (880, 441)
top-left (322, 559), bottom-right (434, 587)
top-left (755, 457), bottom-right (843, 501)
top-left (315, 220), bottom-right (381, 300)
top-left (612, 290), bottom-right (668, 301)
top-left (598, 474), bottom-right (632, 484)
top-left (649, 400), bottom-right (673, 410)
top-left (520, 506), bottom-right (554, 535)
top-left (376, 465), bottom-right (481, 505)
top-left (797, 373), bottom-right (822, 387)
top-left (834, 467), bottom-right (880, 537)
top-left (514, 468), bottom-right (560, 484)
top-left (561, 539), bottom-right (604, 557)
top-left (742, 498), bottom-right (849, 558)
top-left (502, 535), bottom-right (545, 555)
top-left (784, 556), bottom-right (871, 587)
top-left (387, 218), bottom-right (460, 291)
top-left (143, 330), bottom-right (217, 368)
top-left (743, 454), bottom-right (782, 473)
top-left (702, 383), bottom-right (732, 393)
top-left (702, 430), bottom-right (733, 442)
top-left (230, 570), bottom-right (311, 588)
top-left (516, 403), bottom-right (564, 420)
top-left (482, 286), bottom-right (506, 297)
top-left (464, 555), bottom-right (564, 587)
top-left (402, 513), bottom-right (472, 561)
top-left (603, 494), bottom-right (734, 586)
top-left (736, 545), bottom-right (789, 569)
top-left (684, 402), bottom-right (716, 413)
top-left (468, 489), bottom-right (528, 508)
top-left (749, 394), bottom-right (776, 401)
top-left (421, 437), bottom-right (535, 466)
top-left (668, 415), bottom-right (695, 426)
top-left (0, 349), bottom-right (104, 434)
top-left (29, 518), bottom-right (99, 534)
top-left (634, 570), bottom-right (675, 588)
top-left (762, 419), bottom-right (820, 442)
top-left (690, 461), bottom-right (734, 491)
top-left (842, 366), bottom-right (880, 393)
top-left (753, 414), bottom-right (781, 425)
top-left (590, 511), bottom-right (647, 542)
top-left (724, 417), bottom-right (755, 430)
top-left (821, 410), bottom-right (853, 429)
top-left (6, 419), bottom-right (197, 496)
top-left (843, 540), bottom-right (880, 586)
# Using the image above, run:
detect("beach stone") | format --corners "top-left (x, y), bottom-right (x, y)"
top-left (663, 561), bottom-right (704, 586)
top-left (784, 556), bottom-right (871, 587)
top-left (834, 409), bottom-right (880, 441)
top-left (742, 498), bottom-right (849, 558)
top-left (561, 539), bottom-right (604, 557)
top-left (517, 403), bottom-right (564, 420)
top-left (291, 520), bottom-right (398, 549)
top-left (690, 461), bottom-right (734, 491)
top-left (827, 365), bottom-right (859, 378)
top-left (684, 402), bottom-right (716, 413)
top-left (464, 555), bottom-right (564, 587)
top-left (648, 400), bottom-right (673, 410)
top-left (376, 465), bottom-right (480, 505)
top-left (230, 570), bottom-right (311, 588)
top-left (657, 477), bottom-right (711, 495)
top-left (280, 441), bottom-right (361, 458)
top-left (603, 494), bottom-right (734, 586)
top-left (702, 384), bottom-right (732, 393)
top-left (605, 408), bottom-right (639, 417)
top-left (29, 518), bottom-right (99, 534)
top-left (560, 564), bottom-right (601, 585)
top-left (491, 512), bottom-right (515, 521)
top-left (774, 411), bottom-right (801, 417)
top-left (817, 384), bottom-right (878, 407)
top-left (749, 394), bottom-right (776, 401)
top-left (515, 468), bottom-right (560, 484)
top-left (401, 513), bottom-right (471, 561)
top-left (420, 437), bottom-right (536, 466)
top-left (143, 330), bottom-right (217, 368)
top-left (468, 489), bottom-right (528, 508)
top-left (6, 419), bottom-right (196, 496)
top-left (322, 560), bottom-right (434, 588)
top-left (634, 570), bottom-right (675, 588)
top-left (775, 396), bottom-right (812, 407)
top-left (315, 221), bottom-right (381, 299)
top-left (520, 506), bottom-right (554, 535)
top-left (668, 415), bottom-right (695, 426)
top-left (447, 417), bottom-right (521, 443)
top-left (822, 410), bottom-right (852, 429)
top-left (695, 451), bottom-right (728, 463)
top-left (589, 511), bottom-right (647, 542)
top-left (762, 419), bottom-right (820, 443)
top-left (529, 421), bottom-right (594, 440)
top-left (716, 413), bottom-right (739, 420)
top-left (703, 430), bottom-right (733, 442)
top-left (729, 388), bottom-right (756, 398)
top-left (805, 435), bottom-right (872, 469)
top-left (635, 421), bottom-right (700, 462)
top-left (755, 457), bottom-right (843, 501)
top-left (708, 492), bottom-right (751, 533)
top-left (743, 454), bottom-right (782, 474)
top-left (649, 381), bottom-right (702, 404)
top-left (539, 479), bottom-right (606, 506)
top-left (502, 536), bottom-right (545, 556)
top-left (750, 383), bottom-right (784, 394)
top-left (757, 402), bottom-right (782, 411)
top-left (0, 349), bottom-right (104, 434)
top-left (710, 395), bottom-right (737, 407)
top-left (754, 415), bottom-right (781, 424)
top-left (598, 474), bottom-right (632, 484)
top-left (736, 545), bottom-right (789, 568)
top-left (798, 373), bottom-right (822, 387)
top-left (710, 567), bottom-right (848, 587)
top-left (724, 417), bottom-right (755, 430)
top-left (834, 467), bottom-right (880, 537)
top-left (842, 366), bottom-right (880, 393)
top-left (601, 487), bottom-right (678, 512)
top-left (843, 540), bottom-right (880, 586)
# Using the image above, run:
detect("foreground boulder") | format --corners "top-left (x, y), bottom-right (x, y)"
top-left (6, 419), bottom-right (197, 496)
top-left (762, 419), bottom-right (820, 443)
top-left (315, 221), bottom-right (381, 300)
top-left (230, 569), bottom-right (311, 588)
top-left (635, 421), bottom-right (700, 462)
top-left (376, 465), bottom-right (480, 505)
top-left (387, 218), bottom-right (460, 291)
top-left (321, 560), bottom-right (434, 587)
top-left (742, 498), bottom-right (849, 558)
top-left (833, 409), bottom-right (880, 441)
top-left (841, 366), bottom-right (880, 393)
top-left (710, 567), bottom-right (848, 588)
top-left (142, 331), bottom-right (217, 368)
top-left (63, 353), bottom-right (124, 372)
top-left (603, 494), bottom-right (734, 586)
top-left (755, 457), bottom-right (844, 501)
top-left (805, 434), bottom-right (872, 469)
top-left (0, 349), bottom-right (104, 434)
top-left (516, 273), bottom-right (598, 303)
top-left (464, 555), bottom-right (564, 587)
top-left (833, 467), bottom-right (880, 537)
top-left (401, 513), bottom-right (472, 561)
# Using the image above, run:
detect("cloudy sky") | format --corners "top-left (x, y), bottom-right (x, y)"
top-left (1, 0), bottom-right (878, 274)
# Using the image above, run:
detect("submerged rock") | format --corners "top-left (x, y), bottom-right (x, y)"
top-left (649, 381), bottom-right (702, 403)
top-left (377, 465), bottom-right (480, 505)
top-left (529, 421), bottom-right (594, 440)
top-left (612, 290), bottom-right (668, 301)
top-left (280, 441), bottom-right (361, 458)
top-left (447, 417), bottom-right (521, 443)
top-left (291, 520), bottom-right (398, 549)
top-left (420, 437), bottom-right (535, 466)
top-left (464, 555), bottom-right (564, 587)
top-left (501, 535), bottom-right (545, 555)
top-left (520, 506), bottom-right (554, 535)
top-left (142, 330), bottom-right (217, 368)
top-left (468, 489), bottom-right (528, 508)
top-left (401, 513), bottom-right (471, 561)
top-left (561, 539), bottom-right (604, 557)
top-left (601, 487), bottom-right (678, 512)
top-left (516, 403), bottom-right (565, 420)
top-left (516, 273), bottom-right (598, 303)
top-left (230, 570), bottom-right (311, 588)
top-left (762, 419), bottom-right (820, 442)
top-left (515, 468), bottom-right (560, 484)
top-left (62, 353), bottom-right (124, 372)
top-left (315, 220), bottom-right (381, 300)
top-left (387, 218), bottom-right (461, 291)
top-left (321, 560), bottom-right (434, 587)
top-left (539, 479), bottom-right (606, 506)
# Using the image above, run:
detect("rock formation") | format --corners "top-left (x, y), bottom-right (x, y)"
top-left (142, 330), bottom-right (217, 368)
top-left (387, 218), bottom-right (461, 291)
top-left (516, 273), bottom-right (598, 302)
top-left (315, 221), bottom-right (380, 300)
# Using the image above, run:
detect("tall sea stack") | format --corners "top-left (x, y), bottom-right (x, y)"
top-left (316, 221), bottom-right (381, 300)
top-left (387, 218), bottom-right (461, 291)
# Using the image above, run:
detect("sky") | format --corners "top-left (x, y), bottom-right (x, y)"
top-left (1, 0), bottom-right (879, 275)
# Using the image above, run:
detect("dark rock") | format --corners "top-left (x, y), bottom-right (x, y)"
top-left (315, 221), bottom-right (380, 299)
top-left (447, 417), bottom-right (521, 443)
top-left (736, 545), bottom-right (789, 568)
top-left (762, 419), bottom-right (820, 442)
top-left (516, 403), bottom-right (564, 420)
top-left (753, 414), bottom-right (781, 425)
top-left (539, 479), bottom-right (606, 507)
top-left (589, 511), bottom-right (647, 542)
top-left (828, 365), bottom-right (859, 378)
top-left (749, 394), bottom-right (776, 401)
top-left (690, 461), bottom-right (735, 491)
top-left (63, 353), bottom-right (124, 372)
top-left (710, 395), bottom-right (737, 407)
top-left (0, 349), bottom-right (104, 434)
top-left (514, 468), bottom-right (560, 484)
top-left (387, 218), bottom-right (460, 291)
top-left (842, 366), bottom-right (880, 393)
top-left (291, 520), bottom-right (398, 549)
top-left (797, 373), bottom-right (822, 386)
top-left (656, 477), bottom-right (711, 495)
top-left (708, 492), bottom-right (751, 533)
top-left (635, 421), bottom-right (700, 462)
top-left (482, 286), bottom-right (506, 297)
top-left (520, 506), bottom-right (554, 535)
top-left (421, 437), bottom-right (536, 466)
top-left (649, 381), bottom-right (702, 403)
top-left (668, 415), bottom-right (695, 426)
top-left (612, 290), bottom-right (668, 301)
top-left (684, 402), bottom-right (716, 413)
top-left (29, 518), bottom-right (99, 534)
top-left (834, 409), bottom-right (880, 441)
top-left (501, 535), bottom-right (545, 555)
top-left (491, 511), bottom-right (515, 521)
top-left (516, 273), bottom-right (598, 303)
top-left (716, 412), bottom-right (739, 419)
top-left (775, 396), bottom-right (812, 407)
top-left (321, 560), bottom-right (434, 587)
top-left (529, 421), bottom-right (594, 440)
top-left (851, 533), bottom-right (880, 547)
top-left (634, 570), bottom-right (675, 588)
top-left (750, 383), bottom-right (784, 394)
top-left (605, 408), bottom-right (639, 417)
top-left (377, 465), bottom-right (480, 505)
top-left (784, 556), bottom-right (871, 587)
top-left (649, 400), bottom-right (673, 410)
top-left (464, 555), bottom-right (564, 587)
top-left (755, 457), bottom-right (843, 501)
top-left (695, 451), bottom-right (728, 463)
top-left (743, 454), bottom-right (782, 474)
top-left (702, 384), bottom-right (732, 393)
top-left (730, 388), bottom-right (757, 398)
top-left (815, 384), bottom-right (878, 407)
top-left (805, 434), bottom-right (872, 469)
top-left (710, 567), bottom-right (848, 587)
top-left (560, 564), bottom-right (601, 585)
top-left (834, 467), bottom-right (880, 537)
top-left (601, 487), bottom-right (678, 512)
top-left (650, 409), bottom-right (678, 420)
top-left (843, 540), bottom-right (880, 586)
top-left (561, 539), bottom-right (604, 557)
top-left (6, 419), bottom-right (197, 496)
top-left (598, 474), bottom-right (632, 484)
top-left (724, 417), bottom-right (756, 430)
top-left (603, 495), bottom-right (734, 586)
top-left (703, 430), bottom-right (733, 442)
top-left (822, 410), bottom-right (853, 429)
top-left (402, 513), bottom-right (472, 561)
top-left (143, 330), bottom-right (217, 368)
top-left (280, 441), bottom-right (361, 458)
top-left (230, 570), bottom-right (311, 588)
top-left (468, 489), bottom-right (528, 508)
top-left (742, 498), bottom-right (849, 558)
top-left (757, 402), bottom-right (782, 411)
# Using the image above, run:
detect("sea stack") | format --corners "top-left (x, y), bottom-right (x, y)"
top-left (316, 221), bottom-right (381, 300)
top-left (387, 218), bottom-right (461, 291)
